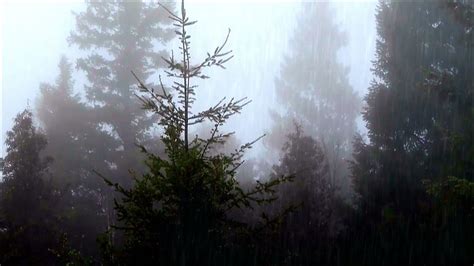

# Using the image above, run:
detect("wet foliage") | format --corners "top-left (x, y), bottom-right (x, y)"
top-left (0, 0), bottom-right (472, 265)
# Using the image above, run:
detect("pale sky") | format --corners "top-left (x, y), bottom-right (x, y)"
top-left (1, 0), bottom-right (376, 157)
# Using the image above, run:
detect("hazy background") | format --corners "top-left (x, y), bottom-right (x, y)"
top-left (1, 0), bottom-right (376, 157)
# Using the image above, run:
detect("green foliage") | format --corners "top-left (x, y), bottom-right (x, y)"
top-left (0, 109), bottom-right (61, 265)
top-left (3, 1), bottom-right (472, 265)
top-left (349, 0), bottom-right (474, 264)
top-left (101, 1), bottom-right (291, 264)
top-left (425, 176), bottom-right (474, 260)
top-left (51, 233), bottom-right (95, 266)
top-left (37, 1), bottom-right (176, 258)
top-left (425, 176), bottom-right (474, 211)
top-left (353, 0), bottom-right (473, 224)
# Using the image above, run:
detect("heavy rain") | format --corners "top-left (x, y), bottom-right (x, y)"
top-left (0, 0), bottom-right (472, 265)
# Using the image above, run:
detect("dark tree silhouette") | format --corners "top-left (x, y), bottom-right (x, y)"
top-left (349, 1), bottom-right (474, 264)
top-left (268, 124), bottom-right (344, 264)
top-left (69, 0), bottom-right (174, 188)
top-left (268, 2), bottom-right (360, 197)
top-left (100, 2), bottom-right (291, 265)
top-left (37, 56), bottom-right (108, 259)
top-left (0, 109), bottom-right (60, 265)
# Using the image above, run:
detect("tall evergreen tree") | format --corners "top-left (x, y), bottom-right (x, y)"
top-left (268, 2), bottom-right (360, 197)
top-left (100, 2), bottom-right (291, 264)
top-left (37, 56), bottom-right (110, 188)
top-left (268, 125), bottom-right (343, 265)
top-left (353, 0), bottom-right (473, 222)
top-left (37, 56), bottom-right (108, 259)
top-left (68, 0), bottom-right (174, 187)
top-left (0, 109), bottom-right (60, 265)
top-left (350, 1), bottom-right (473, 264)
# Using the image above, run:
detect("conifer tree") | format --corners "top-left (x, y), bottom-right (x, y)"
top-left (37, 56), bottom-right (108, 258)
top-left (102, 2), bottom-right (290, 264)
top-left (38, 56), bottom-right (110, 188)
top-left (353, 0), bottom-right (473, 224)
top-left (349, 1), bottom-right (473, 264)
top-left (268, 2), bottom-right (360, 196)
top-left (69, 1), bottom-right (174, 187)
top-left (268, 125), bottom-right (344, 264)
top-left (0, 109), bottom-right (59, 265)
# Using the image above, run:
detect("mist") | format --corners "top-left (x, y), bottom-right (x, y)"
top-left (1, 1), bottom-right (376, 156)
top-left (1, 0), bottom-right (472, 265)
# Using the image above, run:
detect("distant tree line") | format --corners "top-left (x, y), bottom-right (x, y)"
top-left (0, 0), bottom-right (472, 265)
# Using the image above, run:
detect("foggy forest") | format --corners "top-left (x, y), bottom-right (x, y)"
top-left (0, 0), bottom-right (473, 265)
